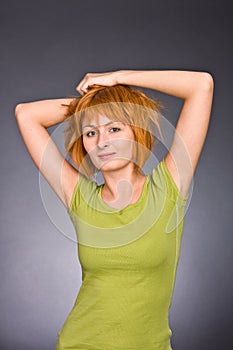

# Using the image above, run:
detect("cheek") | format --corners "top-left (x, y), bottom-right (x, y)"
top-left (126, 126), bottom-right (135, 139)
top-left (82, 137), bottom-right (94, 153)
top-left (82, 137), bottom-right (88, 151)
top-left (115, 139), bottom-right (135, 156)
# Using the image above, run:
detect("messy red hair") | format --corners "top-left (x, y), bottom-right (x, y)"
top-left (62, 84), bottom-right (164, 178)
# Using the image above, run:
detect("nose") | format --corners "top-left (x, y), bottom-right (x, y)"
top-left (97, 129), bottom-right (110, 149)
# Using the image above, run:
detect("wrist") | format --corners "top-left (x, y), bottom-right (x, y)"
top-left (115, 70), bottom-right (130, 85)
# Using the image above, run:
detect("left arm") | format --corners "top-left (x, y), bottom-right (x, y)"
top-left (76, 69), bottom-right (214, 199)
top-left (116, 70), bottom-right (214, 199)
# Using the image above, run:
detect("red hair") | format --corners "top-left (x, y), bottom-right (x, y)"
top-left (62, 84), bottom-right (164, 178)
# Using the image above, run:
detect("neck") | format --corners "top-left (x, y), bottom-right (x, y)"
top-left (100, 163), bottom-right (146, 209)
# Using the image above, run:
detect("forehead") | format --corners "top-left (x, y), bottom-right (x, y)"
top-left (82, 114), bottom-right (112, 127)
top-left (80, 102), bottom-right (128, 128)
top-left (81, 113), bottom-right (127, 130)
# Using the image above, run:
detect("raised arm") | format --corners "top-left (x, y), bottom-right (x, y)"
top-left (77, 69), bottom-right (214, 199)
top-left (14, 98), bottom-right (80, 209)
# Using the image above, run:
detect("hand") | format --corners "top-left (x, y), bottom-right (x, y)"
top-left (76, 70), bottom-right (121, 95)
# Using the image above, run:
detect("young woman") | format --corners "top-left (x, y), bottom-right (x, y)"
top-left (15, 69), bottom-right (214, 350)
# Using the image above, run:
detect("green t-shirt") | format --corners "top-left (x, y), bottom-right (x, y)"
top-left (56, 159), bottom-right (189, 350)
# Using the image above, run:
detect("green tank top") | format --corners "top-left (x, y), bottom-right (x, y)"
top-left (55, 159), bottom-right (188, 350)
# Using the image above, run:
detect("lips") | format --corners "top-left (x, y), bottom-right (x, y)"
top-left (98, 152), bottom-right (116, 159)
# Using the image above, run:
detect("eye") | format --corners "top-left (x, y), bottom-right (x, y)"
top-left (85, 130), bottom-right (96, 137)
top-left (109, 127), bottom-right (121, 133)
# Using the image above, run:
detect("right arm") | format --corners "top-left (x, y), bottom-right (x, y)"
top-left (14, 98), bottom-right (80, 209)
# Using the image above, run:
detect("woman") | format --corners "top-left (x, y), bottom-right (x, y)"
top-left (15, 69), bottom-right (214, 349)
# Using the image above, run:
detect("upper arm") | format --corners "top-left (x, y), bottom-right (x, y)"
top-left (15, 105), bottom-right (80, 210)
top-left (164, 73), bottom-right (214, 199)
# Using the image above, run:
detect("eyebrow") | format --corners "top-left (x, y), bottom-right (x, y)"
top-left (82, 121), bottom-right (122, 130)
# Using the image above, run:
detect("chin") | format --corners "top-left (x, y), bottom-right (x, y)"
top-left (98, 159), bottom-right (133, 173)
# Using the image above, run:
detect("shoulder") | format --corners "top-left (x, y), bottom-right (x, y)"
top-left (67, 172), bottom-right (99, 213)
top-left (163, 154), bottom-right (189, 201)
top-left (150, 157), bottom-right (189, 205)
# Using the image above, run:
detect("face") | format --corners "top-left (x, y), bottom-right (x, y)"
top-left (81, 114), bottom-right (135, 173)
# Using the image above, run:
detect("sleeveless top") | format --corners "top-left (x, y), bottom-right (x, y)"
top-left (55, 159), bottom-right (189, 350)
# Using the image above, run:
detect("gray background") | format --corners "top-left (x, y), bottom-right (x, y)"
top-left (1, 0), bottom-right (232, 349)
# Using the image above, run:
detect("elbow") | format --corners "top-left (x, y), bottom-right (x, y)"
top-left (200, 72), bottom-right (214, 93)
top-left (14, 103), bottom-right (26, 119)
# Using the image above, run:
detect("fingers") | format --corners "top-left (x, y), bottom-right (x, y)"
top-left (76, 73), bottom-right (96, 96)
top-left (76, 75), bottom-right (88, 95)
top-left (75, 71), bottom-right (118, 95)
top-left (76, 84), bottom-right (87, 96)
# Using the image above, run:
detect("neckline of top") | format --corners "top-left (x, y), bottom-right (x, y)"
top-left (97, 174), bottom-right (150, 213)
